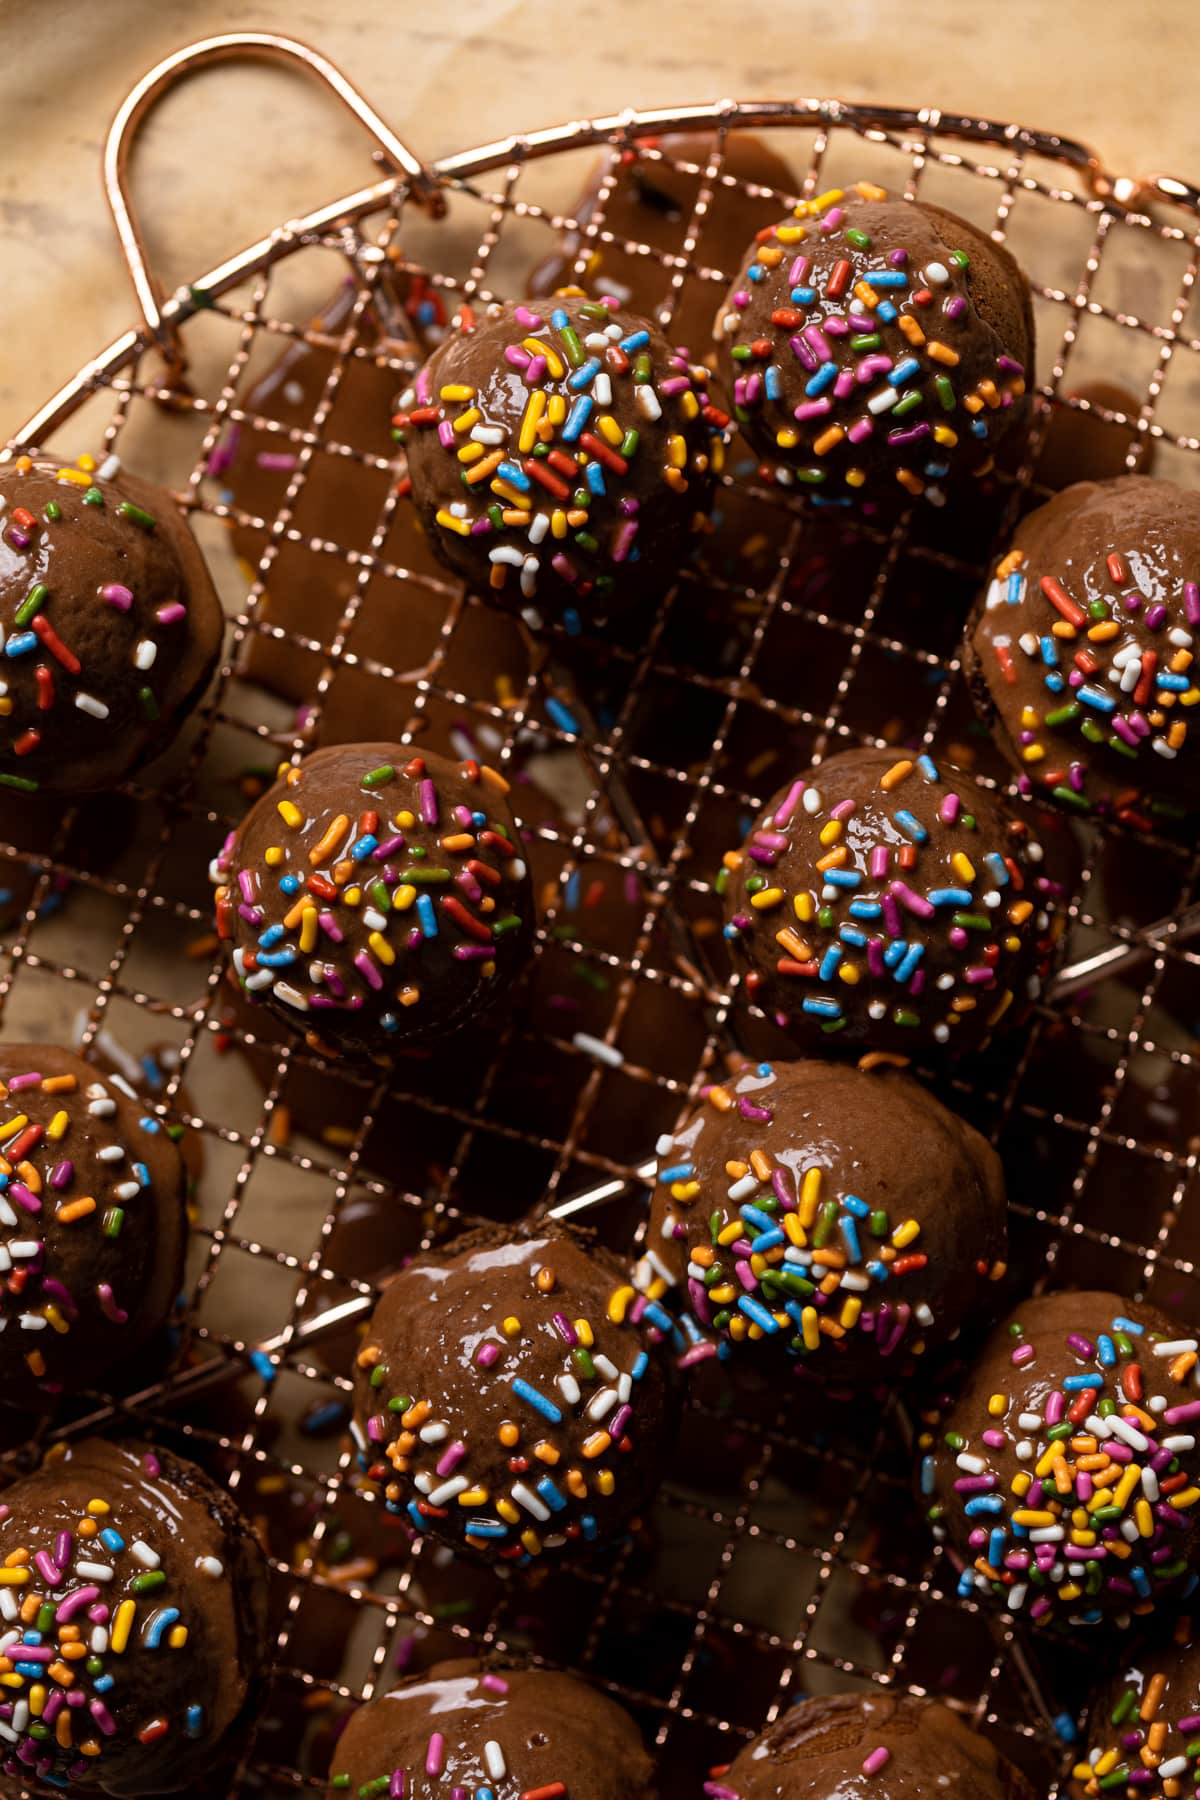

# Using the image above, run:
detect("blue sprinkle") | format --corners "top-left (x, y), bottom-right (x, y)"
top-left (917, 754), bottom-right (939, 781)
top-left (1053, 1713), bottom-right (1077, 1745)
top-left (965, 1494), bottom-right (1005, 1516)
top-left (255, 948), bottom-right (297, 968)
top-left (740, 1205), bottom-right (774, 1233)
top-left (512, 1377), bottom-right (563, 1423)
top-left (839, 1216), bottom-right (862, 1263)
top-left (1113, 1316), bottom-right (1144, 1335)
top-left (464, 1520), bottom-right (508, 1539)
top-left (1040, 634), bottom-right (1058, 666)
top-left (894, 809), bottom-right (927, 843)
top-left (1078, 684), bottom-right (1116, 713)
top-left (801, 997), bottom-right (842, 1018)
top-left (864, 270), bottom-right (908, 289)
top-left (659, 1163), bottom-right (694, 1184)
top-left (875, 300), bottom-right (899, 323)
top-left (839, 925), bottom-right (868, 947)
top-left (971, 418), bottom-right (988, 438)
top-left (279, 873), bottom-right (301, 895)
top-left (134, 1162), bottom-right (150, 1188)
top-left (818, 946), bottom-right (843, 981)
top-left (883, 940), bottom-right (907, 970)
top-left (619, 328), bottom-right (651, 353)
top-left (1063, 1374), bottom-right (1103, 1391)
top-left (546, 696), bottom-right (579, 735)
top-left (93, 1674), bottom-right (115, 1693)
top-left (631, 1350), bottom-right (648, 1381)
top-left (848, 898), bottom-right (882, 920)
top-left (842, 1193), bottom-right (870, 1219)
top-left (985, 852), bottom-right (1009, 886)
top-left (957, 1570), bottom-right (976, 1598)
top-left (643, 1300), bottom-right (673, 1333)
top-left (1097, 1334), bottom-right (1116, 1367)
top-left (790, 286), bottom-right (816, 305)
top-left (920, 1455), bottom-right (936, 1495)
top-left (738, 1294), bottom-right (779, 1332)
top-left (894, 943), bottom-right (924, 984)
top-left (1044, 672), bottom-right (1065, 693)
top-left (823, 868), bottom-right (861, 889)
top-left (100, 1529), bottom-right (125, 1553)
top-left (348, 832), bottom-right (378, 860)
top-left (145, 1606), bottom-right (181, 1649)
top-left (496, 460), bottom-right (531, 491)
top-left (988, 1527), bottom-right (1007, 1567)
top-left (4, 633), bottom-right (37, 658)
top-left (928, 888), bottom-right (972, 907)
top-left (764, 366), bottom-right (782, 402)
top-left (568, 357), bottom-right (601, 391)
top-left (258, 923), bottom-right (284, 948)
top-left (752, 1227), bottom-right (785, 1254)
top-left (1007, 573), bottom-right (1026, 605)
top-left (537, 1476), bottom-right (568, 1513)
top-left (186, 1705), bottom-right (204, 1739)
top-left (250, 1350), bottom-right (276, 1383)
top-left (888, 356), bottom-right (921, 387)
top-left (138, 1115), bottom-right (159, 1134)
top-left (585, 460), bottom-right (606, 496)
top-left (563, 396), bottom-right (593, 442)
top-left (581, 1514), bottom-right (598, 1541)
top-left (407, 1501), bottom-right (427, 1532)
top-left (550, 307), bottom-right (569, 331)
top-left (1131, 1564), bottom-right (1151, 1597)
top-left (805, 360), bottom-right (838, 397)
top-left (416, 893), bottom-right (438, 939)
top-left (563, 607), bottom-right (582, 636)
top-left (747, 264), bottom-right (766, 283)
top-left (1157, 670), bottom-right (1190, 692)
top-left (140, 1054), bottom-right (165, 1091)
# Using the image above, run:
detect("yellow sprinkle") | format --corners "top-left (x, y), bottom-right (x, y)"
top-left (47, 1111), bottom-right (69, 1141)
top-left (749, 886), bottom-right (784, 910)
top-left (369, 931), bottom-right (395, 967)
top-left (111, 1600), bottom-right (136, 1654)
top-left (456, 1488), bottom-right (489, 1507)
top-left (167, 1626), bottom-right (188, 1649)
top-left (891, 1219), bottom-right (920, 1249)
top-left (987, 1394), bottom-right (1008, 1417)
top-left (518, 389), bottom-right (546, 454)
top-left (608, 1285), bottom-right (635, 1323)
top-left (951, 852), bottom-right (976, 883)
top-left (496, 1499), bottom-right (520, 1524)
top-left (439, 383), bottom-right (475, 402)
top-left (393, 884), bottom-right (417, 911)
top-left (277, 800), bottom-right (303, 829)
top-left (435, 508), bottom-right (472, 536)
top-left (502, 1316), bottom-right (522, 1338)
top-left (451, 407), bottom-right (480, 435)
top-left (299, 908), bottom-right (319, 955)
top-left (0, 1570), bottom-right (28, 1588)
top-left (801, 1306), bottom-right (820, 1351)
top-left (799, 1168), bottom-right (822, 1228)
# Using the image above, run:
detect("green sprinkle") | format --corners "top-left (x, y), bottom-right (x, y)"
top-left (367, 879), bottom-right (391, 912)
top-left (574, 531), bottom-right (599, 553)
top-left (892, 1008), bottom-right (920, 1028)
top-left (102, 1206), bottom-right (124, 1238)
top-left (949, 249), bottom-right (970, 269)
top-left (1110, 1688), bottom-right (1139, 1726)
top-left (14, 584), bottom-right (47, 628)
top-left (402, 866), bottom-right (450, 885)
top-left (1045, 703), bottom-right (1080, 728)
top-left (869, 1210), bottom-right (889, 1238)
top-left (43, 501), bottom-right (62, 523)
top-left (35, 1603), bottom-right (55, 1634)
top-left (132, 1571), bottom-right (166, 1594)
top-left (1051, 784), bottom-right (1092, 813)
top-left (731, 344), bottom-right (753, 363)
top-left (559, 325), bottom-right (585, 369)
top-left (951, 912), bottom-right (991, 932)
top-left (491, 914), bottom-right (522, 935)
top-left (892, 391), bottom-right (923, 418)
top-left (361, 764), bottom-right (395, 788)
top-left (571, 1346), bottom-right (595, 1380)
top-left (138, 687), bottom-right (159, 720)
top-left (619, 429), bottom-right (639, 460)
top-left (82, 486), bottom-right (104, 507)
top-left (117, 501), bottom-right (157, 531)
top-left (845, 228), bottom-right (872, 249)
top-left (850, 333), bottom-right (881, 351)
top-left (934, 375), bottom-right (956, 411)
top-left (795, 468), bottom-right (826, 485)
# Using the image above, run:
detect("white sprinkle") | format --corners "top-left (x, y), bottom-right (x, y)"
top-left (0, 1591), bottom-right (17, 1622)
top-left (1169, 627), bottom-right (1194, 648)
top-left (470, 425), bottom-right (505, 446)
top-left (727, 1174), bottom-right (759, 1202)
top-left (428, 1476), bottom-right (470, 1507)
top-left (0, 1199), bottom-right (15, 1229)
top-left (955, 1452), bottom-right (987, 1475)
top-left (867, 1001), bottom-right (887, 1021)
top-left (924, 262), bottom-right (950, 285)
top-left (97, 454), bottom-right (121, 482)
top-left (196, 1557), bottom-right (225, 1578)
top-left (363, 908), bottom-right (388, 932)
top-left (586, 1388), bottom-right (618, 1421)
top-left (593, 1354), bottom-right (619, 1382)
top-left (867, 386), bottom-right (899, 415)
top-left (484, 1742), bottom-right (507, 1781)
top-left (1153, 1339), bottom-right (1198, 1356)
top-left (520, 555), bottom-right (539, 598)
top-left (1015, 1440), bottom-right (1033, 1462)
top-left (87, 1097), bottom-right (117, 1118)
top-left (74, 693), bottom-right (110, 720)
top-left (134, 639), bottom-right (157, 671)
top-left (1029, 1526), bottom-right (1064, 1542)
top-left (572, 1032), bottom-right (623, 1068)
top-left (245, 968), bottom-right (274, 992)
top-left (489, 546), bottom-right (523, 567)
top-left (557, 1374), bottom-right (581, 1406)
top-left (802, 787), bottom-right (822, 813)
top-left (90, 1626), bottom-right (109, 1653)
top-left (114, 1181), bottom-right (141, 1201)
top-left (527, 512), bottom-right (550, 546)
top-left (635, 385), bottom-right (662, 421)
top-left (655, 1133), bottom-right (675, 1157)
top-left (511, 1482), bottom-right (550, 1521)
top-left (593, 373), bottom-right (613, 407)
top-left (1152, 738), bottom-right (1178, 759)
top-left (18, 1314), bottom-right (47, 1331)
top-left (95, 1144), bottom-right (125, 1163)
top-left (274, 982), bottom-right (309, 1011)
top-left (1142, 1468), bottom-right (1160, 1502)
top-left (839, 1270), bottom-right (871, 1292)
top-left (7, 1243), bottom-right (37, 1260)
top-left (1007, 1582), bottom-right (1028, 1612)
top-left (75, 1562), bottom-right (114, 1582)
top-left (130, 1540), bottom-right (160, 1568)
top-left (418, 1422), bottom-right (449, 1445)
top-left (1159, 1758), bottom-right (1189, 1781)
top-left (1163, 1435), bottom-right (1196, 1453)
top-left (283, 380), bottom-right (305, 406)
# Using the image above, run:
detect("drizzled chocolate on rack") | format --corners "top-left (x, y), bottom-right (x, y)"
top-left (720, 746), bottom-right (1055, 1055)
top-left (965, 476), bottom-right (1200, 828)
top-left (0, 1438), bottom-right (268, 1796)
top-left (642, 1057), bottom-right (1006, 1375)
top-left (397, 294), bottom-right (723, 626)
top-left (0, 1046), bottom-right (187, 1409)
top-left (328, 1659), bottom-right (655, 1798)
top-left (715, 183), bottom-right (1033, 507)
top-left (351, 1221), bottom-right (676, 1565)
top-left (713, 1692), bottom-right (1034, 1798)
top-left (212, 743), bottom-right (533, 1059)
top-left (0, 455), bottom-right (223, 793)
top-left (922, 1291), bottom-right (1200, 1629)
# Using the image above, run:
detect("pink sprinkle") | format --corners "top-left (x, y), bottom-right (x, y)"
top-left (426, 1732), bottom-right (445, 1777)
top-left (7, 1072), bottom-right (41, 1091)
top-left (318, 912), bottom-right (343, 943)
top-left (659, 375), bottom-right (691, 396)
top-left (833, 369), bottom-right (856, 399)
top-left (353, 951), bottom-right (383, 991)
top-left (435, 1442), bottom-right (467, 1477)
top-left (237, 870), bottom-right (257, 905)
top-left (504, 345), bottom-right (530, 370)
top-left (523, 355), bottom-right (547, 386)
top-left (939, 794), bottom-right (960, 824)
top-left (1186, 581), bottom-right (1200, 624)
top-left (34, 1552), bottom-right (63, 1587)
top-left (56, 1584), bottom-right (100, 1623)
top-left (862, 1747), bottom-right (890, 1776)
top-left (50, 1160), bottom-right (73, 1190)
top-left (390, 1772), bottom-right (406, 1799)
top-left (612, 520), bottom-right (639, 563)
top-left (97, 1284), bottom-right (128, 1324)
top-left (155, 602), bottom-right (186, 624)
top-left (6, 528), bottom-right (31, 550)
top-left (437, 420), bottom-right (456, 448)
top-left (513, 305), bottom-right (543, 329)
top-left (821, 207), bottom-right (846, 231)
top-left (869, 846), bottom-right (889, 879)
top-left (793, 398), bottom-right (832, 422)
top-left (255, 452), bottom-right (297, 472)
top-left (803, 324), bottom-right (833, 361)
top-left (475, 1342), bottom-right (500, 1369)
top-left (772, 780), bottom-right (806, 827)
top-left (480, 1674), bottom-right (510, 1694)
top-left (1012, 1343), bottom-right (1035, 1366)
top-left (10, 1182), bottom-right (40, 1214)
top-left (847, 420), bottom-right (874, 444)
top-left (981, 1429), bottom-right (1006, 1449)
top-left (788, 255), bottom-right (809, 285)
top-left (419, 778), bottom-right (438, 825)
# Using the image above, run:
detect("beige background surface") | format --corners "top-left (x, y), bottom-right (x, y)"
top-left (2, 0), bottom-right (1199, 434)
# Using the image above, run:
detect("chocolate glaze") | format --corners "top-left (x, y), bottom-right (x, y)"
top-left (0, 1046), bottom-right (187, 1411)
top-left (715, 189), bottom-right (1033, 510)
top-left (0, 458), bottom-right (222, 793)
top-left (351, 1220), bottom-right (676, 1565)
top-left (212, 742), bottom-right (534, 1060)
top-left (964, 476), bottom-right (1200, 827)
top-left (327, 1658), bottom-right (655, 1797)
top-left (721, 746), bottom-right (1055, 1056)
top-left (721, 1692), bottom-right (1034, 1798)
top-left (1070, 1618), bottom-right (1200, 1797)
top-left (923, 1291), bottom-right (1200, 1629)
top-left (398, 295), bottom-right (722, 627)
top-left (642, 1057), bottom-right (1006, 1375)
top-left (0, 1438), bottom-right (268, 1796)
top-left (529, 131), bottom-right (801, 351)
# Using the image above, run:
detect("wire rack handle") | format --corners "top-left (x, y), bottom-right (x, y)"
top-left (103, 31), bottom-right (446, 381)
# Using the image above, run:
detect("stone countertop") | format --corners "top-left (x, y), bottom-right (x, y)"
top-left (2, 0), bottom-right (1199, 435)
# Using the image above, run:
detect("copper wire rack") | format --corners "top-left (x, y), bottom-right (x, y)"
top-left (6, 32), bottom-right (1200, 1797)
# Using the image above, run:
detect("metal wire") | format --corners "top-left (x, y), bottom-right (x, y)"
top-left (5, 81), bottom-right (1200, 1798)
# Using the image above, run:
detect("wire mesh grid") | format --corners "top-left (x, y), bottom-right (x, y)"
top-left (6, 89), bottom-right (1200, 1797)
